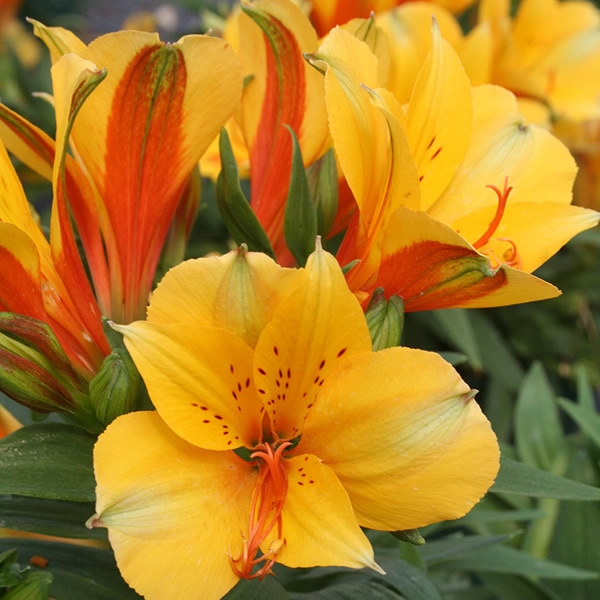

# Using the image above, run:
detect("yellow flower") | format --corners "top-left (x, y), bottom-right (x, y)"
top-left (314, 23), bottom-right (599, 310)
top-left (90, 244), bottom-right (499, 600)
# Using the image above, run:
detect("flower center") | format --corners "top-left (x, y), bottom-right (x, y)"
top-left (230, 440), bottom-right (291, 580)
top-left (472, 178), bottom-right (521, 269)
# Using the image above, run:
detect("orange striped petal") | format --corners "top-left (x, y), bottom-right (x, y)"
top-left (93, 411), bottom-right (255, 600)
top-left (299, 348), bottom-right (499, 530)
top-left (240, 0), bottom-right (327, 257)
top-left (375, 208), bottom-right (560, 311)
top-left (253, 245), bottom-right (371, 440)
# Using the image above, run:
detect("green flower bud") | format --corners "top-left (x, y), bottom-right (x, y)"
top-left (365, 289), bottom-right (405, 350)
top-left (90, 348), bottom-right (145, 426)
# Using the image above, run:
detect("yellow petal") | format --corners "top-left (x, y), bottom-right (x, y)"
top-left (264, 454), bottom-right (378, 571)
top-left (115, 321), bottom-right (264, 450)
top-left (300, 349), bottom-right (499, 530)
top-left (147, 249), bottom-right (302, 348)
top-left (30, 20), bottom-right (88, 63)
top-left (253, 245), bottom-right (371, 439)
top-left (405, 22), bottom-right (473, 211)
top-left (93, 411), bottom-right (255, 600)
top-left (377, 4), bottom-right (464, 103)
top-left (317, 27), bottom-right (388, 224)
top-left (429, 85), bottom-right (578, 227)
top-left (454, 201), bottom-right (600, 273)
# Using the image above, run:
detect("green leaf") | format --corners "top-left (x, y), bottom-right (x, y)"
top-left (491, 455), bottom-right (600, 500)
top-left (424, 309), bottom-right (483, 370)
top-left (479, 573), bottom-right (563, 600)
top-left (0, 540), bottom-right (141, 600)
top-left (559, 398), bottom-right (600, 449)
top-left (284, 126), bottom-right (318, 267)
top-left (4, 571), bottom-right (52, 600)
top-left (458, 508), bottom-right (546, 525)
top-left (418, 535), bottom-right (508, 565)
top-left (547, 448), bottom-right (600, 600)
top-left (436, 544), bottom-right (598, 580)
top-left (216, 128), bottom-right (275, 258)
top-left (224, 577), bottom-right (289, 599)
top-left (0, 495), bottom-right (105, 539)
top-left (515, 362), bottom-right (566, 471)
top-left (0, 424), bottom-right (95, 501)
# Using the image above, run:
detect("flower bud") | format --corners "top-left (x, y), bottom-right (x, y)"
top-left (365, 289), bottom-right (404, 350)
top-left (89, 348), bottom-right (145, 426)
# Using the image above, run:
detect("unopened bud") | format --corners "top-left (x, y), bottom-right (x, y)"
top-left (365, 290), bottom-right (404, 350)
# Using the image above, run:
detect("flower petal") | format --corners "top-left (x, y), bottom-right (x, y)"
top-left (253, 246), bottom-right (371, 439)
top-left (116, 321), bottom-right (264, 450)
top-left (376, 207), bottom-right (560, 310)
top-left (264, 454), bottom-right (378, 571)
top-left (405, 22), bottom-right (473, 211)
top-left (299, 348), bottom-right (499, 530)
top-left (93, 411), bottom-right (255, 600)
top-left (147, 249), bottom-right (302, 348)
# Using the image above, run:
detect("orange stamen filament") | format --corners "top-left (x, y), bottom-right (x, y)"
top-left (473, 177), bottom-right (513, 250)
top-left (230, 441), bottom-right (291, 580)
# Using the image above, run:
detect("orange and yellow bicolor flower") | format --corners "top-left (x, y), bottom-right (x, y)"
top-left (89, 243), bottom-right (499, 599)
top-left (215, 0), bottom-right (329, 262)
top-left (0, 23), bottom-right (243, 323)
top-left (312, 23), bottom-right (599, 311)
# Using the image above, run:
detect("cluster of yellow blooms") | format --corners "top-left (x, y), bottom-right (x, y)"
top-left (0, 1), bottom-right (599, 598)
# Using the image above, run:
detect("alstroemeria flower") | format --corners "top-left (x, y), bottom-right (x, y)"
top-left (313, 24), bottom-right (599, 310)
top-left (90, 245), bottom-right (499, 600)
top-left (0, 23), bottom-right (243, 323)
top-left (216, 0), bottom-right (330, 261)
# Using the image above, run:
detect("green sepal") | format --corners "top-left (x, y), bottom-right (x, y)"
top-left (284, 126), bottom-right (317, 267)
top-left (365, 289), bottom-right (405, 350)
top-left (305, 148), bottom-right (338, 239)
top-left (216, 128), bottom-right (275, 258)
top-left (89, 347), bottom-right (147, 426)
top-left (390, 529), bottom-right (426, 546)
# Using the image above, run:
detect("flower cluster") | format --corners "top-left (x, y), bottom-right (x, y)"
top-left (0, 0), bottom-right (599, 598)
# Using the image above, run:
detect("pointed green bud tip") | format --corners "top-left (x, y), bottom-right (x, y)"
top-left (89, 348), bottom-right (143, 426)
top-left (365, 289), bottom-right (405, 351)
top-left (390, 529), bottom-right (426, 546)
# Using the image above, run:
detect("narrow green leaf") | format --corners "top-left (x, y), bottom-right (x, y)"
top-left (0, 495), bottom-right (105, 539)
top-left (0, 424), bottom-right (95, 502)
top-left (491, 455), bottom-right (600, 500)
top-left (515, 362), bottom-right (566, 471)
top-left (437, 544), bottom-right (598, 580)
top-left (479, 573), bottom-right (564, 600)
top-left (0, 540), bottom-right (141, 600)
top-left (559, 398), bottom-right (600, 449)
top-left (458, 508), bottom-right (546, 525)
top-left (418, 535), bottom-right (508, 565)
top-left (216, 128), bottom-right (275, 258)
top-left (423, 309), bottom-right (483, 370)
top-left (284, 127), bottom-right (317, 267)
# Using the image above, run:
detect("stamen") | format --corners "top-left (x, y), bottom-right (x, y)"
top-left (473, 177), bottom-right (513, 250)
top-left (230, 441), bottom-right (291, 580)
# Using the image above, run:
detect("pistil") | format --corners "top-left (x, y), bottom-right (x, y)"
top-left (230, 440), bottom-right (291, 579)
